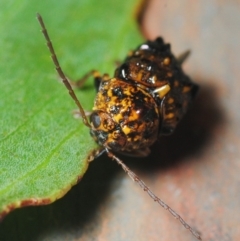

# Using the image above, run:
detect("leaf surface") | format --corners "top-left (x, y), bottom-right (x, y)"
top-left (0, 0), bottom-right (142, 219)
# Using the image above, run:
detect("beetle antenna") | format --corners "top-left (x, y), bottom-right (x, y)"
top-left (36, 13), bottom-right (91, 128)
top-left (105, 148), bottom-right (202, 240)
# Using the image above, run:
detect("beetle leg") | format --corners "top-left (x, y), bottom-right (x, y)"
top-left (71, 72), bottom-right (111, 118)
top-left (69, 70), bottom-right (110, 91)
top-left (86, 147), bottom-right (106, 162)
top-left (69, 71), bottom-right (110, 118)
top-left (69, 70), bottom-right (98, 88)
top-left (177, 50), bottom-right (191, 65)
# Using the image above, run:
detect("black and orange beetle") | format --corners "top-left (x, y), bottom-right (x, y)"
top-left (37, 14), bottom-right (201, 240)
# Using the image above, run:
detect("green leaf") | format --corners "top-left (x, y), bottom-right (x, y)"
top-left (0, 0), bottom-right (142, 219)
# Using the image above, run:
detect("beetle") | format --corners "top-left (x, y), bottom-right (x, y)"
top-left (37, 14), bottom-right (201, 240)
